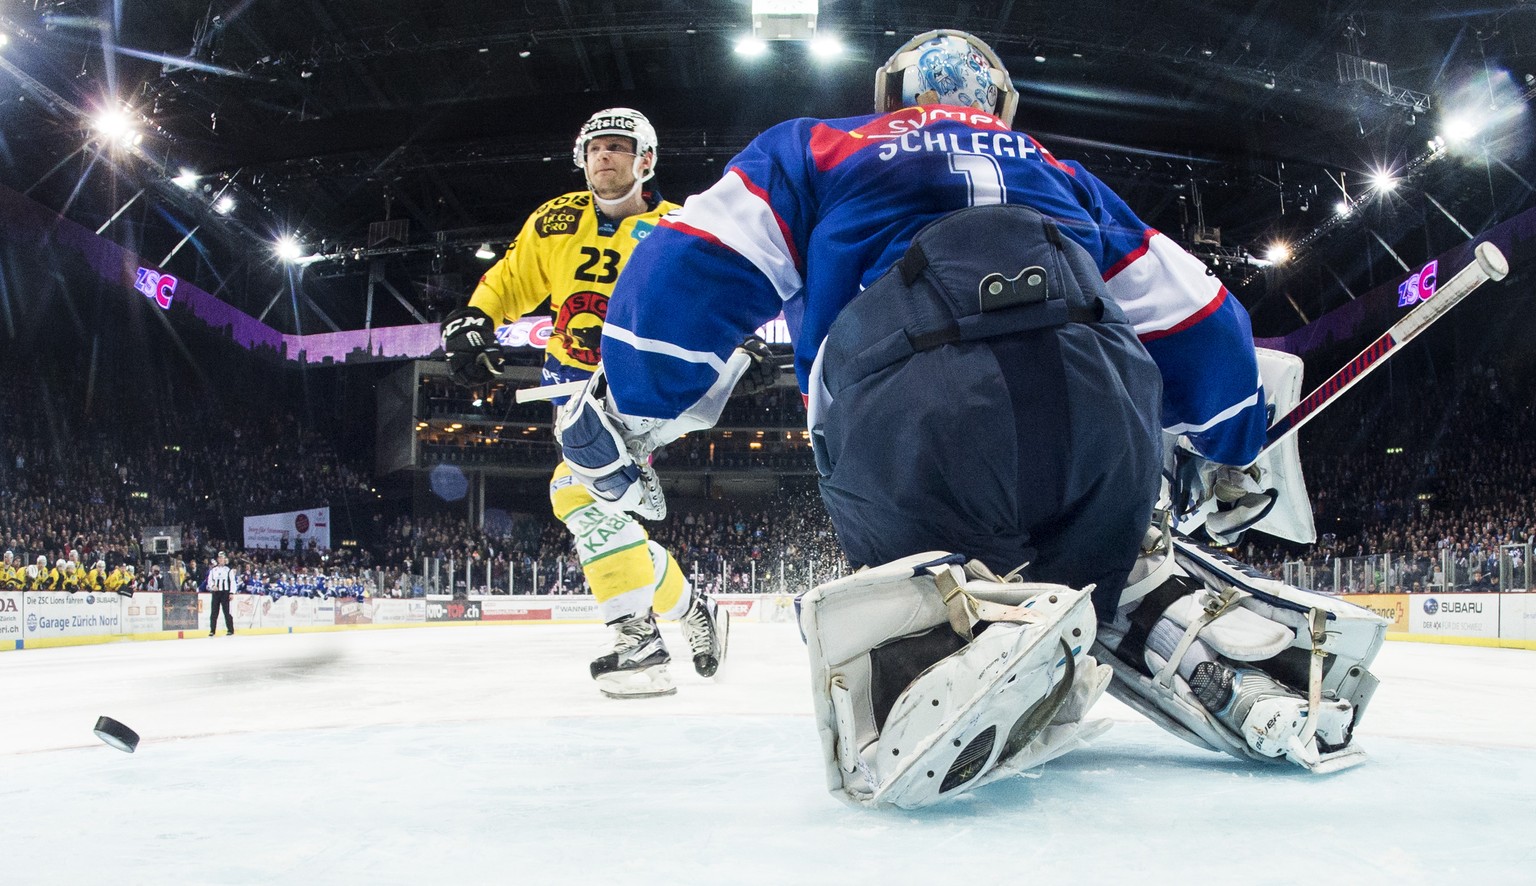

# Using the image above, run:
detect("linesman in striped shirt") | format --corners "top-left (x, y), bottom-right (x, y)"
top-left (205, 552), bottom-right (237, 637)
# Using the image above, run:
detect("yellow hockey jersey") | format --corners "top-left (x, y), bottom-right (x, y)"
top-left (468, 190), bottom-right (678, 384)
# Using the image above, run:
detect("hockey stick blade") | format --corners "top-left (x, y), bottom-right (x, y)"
top-left (1263, 241), bottom-right (1508, 451)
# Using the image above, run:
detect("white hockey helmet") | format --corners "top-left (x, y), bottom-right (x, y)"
top-left (572, 107), bottom-right (658, 184)
top-left (875, 30), bottom-right (1018, 127)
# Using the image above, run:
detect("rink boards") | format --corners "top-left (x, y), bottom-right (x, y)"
top-left (0, 590), bottom-right (797, 651)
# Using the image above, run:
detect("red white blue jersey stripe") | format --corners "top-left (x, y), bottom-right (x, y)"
top-left (603, 106), bottom-right (1265, 465)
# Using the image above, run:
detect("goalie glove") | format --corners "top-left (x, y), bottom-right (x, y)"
top-left (557, 371), bottom-right (667, 520)
top-left (1170, 443), bottom-right (1276, 546)
top-left (440, 306), bottom-right (506, 386)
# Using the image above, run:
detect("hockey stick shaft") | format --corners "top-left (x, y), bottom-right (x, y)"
top-left (1263, 241), bottom-right (1508, 450)
top-left (510, 347), bottom-right (759, 404)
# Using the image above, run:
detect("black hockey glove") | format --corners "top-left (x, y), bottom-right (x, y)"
top-left (734, 335), bottom-right (783, 396)
top-left (440, 306), bottom-right (505, 386)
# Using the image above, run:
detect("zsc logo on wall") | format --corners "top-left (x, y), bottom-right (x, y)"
top-left (1423, 598), bottom-right (1439, 615)
top-left (26, 613), bottom-right (37, 632)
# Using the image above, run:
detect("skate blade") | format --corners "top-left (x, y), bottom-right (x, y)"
top-left (595, 666), bottom-right (676, 699)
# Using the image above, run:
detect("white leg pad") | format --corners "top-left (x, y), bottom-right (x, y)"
top-left (1097, 539), bottom-right (1388, 772)
top-left (799, 553), bottom-right (1108, 808)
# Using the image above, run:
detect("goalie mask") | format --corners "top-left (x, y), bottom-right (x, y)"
top-left (876, 30), bottom-right (1018, 127)
top-left (573, 107), bottom-right (658, 205)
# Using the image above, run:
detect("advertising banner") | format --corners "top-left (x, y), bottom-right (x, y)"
top-left (232, 594), bottom-right (322, 630)
top-left (480, 599), bottom-right (553, 621)
top-left (121, 592), bottom-right (164, 633)
top-left (243, 507), bottom-right (332, 551)
top-left (1499, 595), bottom-right (1536, 645)
top-left (163, 592), bottom-right (200, 630)
top-left (22, 592), bottom-right (123, 639)
top-left (370, 599), bottom-right (427, 624)
top-left (551, 600), bottom-right (599, 621)
top-left (426, 598), bottom-right (482, 622)
top-left (1341, 593), bottom-right (1410, 633)
top-left (335, 599), bottom-right (375, 625)
top-left (0, 590), bottom-right (22, 644)
top-left (1408, 593), bottom-right (1500, 639)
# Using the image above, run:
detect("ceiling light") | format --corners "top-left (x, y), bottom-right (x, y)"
top-left (1335, 200), bottom-right (1351, 216)
top-left (475, 242), bottom-right (496, 260)
top-left (274, 236), bottom-right (304, 261)
top-left (1368, 169), bottom-right (1398, 192)
top-left (0, 33), bottom-right (10, 48)
top-left (1441, 114), bottom-right (1481, 143)
top-left (1034, 55), bottom-right (1046, 63)
top-left (1265, 243), bottom-right (1292, 265)
top-left (214, 195), bottom-right (235, 214)
top-left (809, 35), bottom-right (842, 58)
top-left (92, 109), bottom-right (135, 144)
top-left (172, 168), bottom-right (198, 189)
top-left (734, 36), bottom-right (768, 57)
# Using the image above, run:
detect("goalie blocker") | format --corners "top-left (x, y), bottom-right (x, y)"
top-left (799, 552), bottom-right (1112, 809)
top-left (1096, 535), bottom-right (1388, 773)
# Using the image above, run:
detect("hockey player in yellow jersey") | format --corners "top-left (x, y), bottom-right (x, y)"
top-left (0, 550), bottom-right (19, 589)
top-left (440, 108), bottom-right (728, 698)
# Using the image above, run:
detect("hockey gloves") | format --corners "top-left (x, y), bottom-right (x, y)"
top-left (557, 370), bottom-right (667, 520)
top-left (440, 306), bottom-right (505, 386)
top-left (734, 335), bottom-right (785, 396)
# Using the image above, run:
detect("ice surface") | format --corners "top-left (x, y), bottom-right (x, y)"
top-left (3, 624), bottom-right (1534, 884)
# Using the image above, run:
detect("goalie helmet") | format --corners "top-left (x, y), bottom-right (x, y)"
top-left (572, 107), bottom-right (658, 185)
top-left (876, 30), bottom-right (1018, 127)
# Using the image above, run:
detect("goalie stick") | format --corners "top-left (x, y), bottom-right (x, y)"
top-left (1262, 240), bottom-right (1508, 452)
top-left (506, 346), bottom-right (778, 403)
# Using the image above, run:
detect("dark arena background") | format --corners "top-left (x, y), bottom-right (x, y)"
top-left (2, 3), bottom-right (1535, 883)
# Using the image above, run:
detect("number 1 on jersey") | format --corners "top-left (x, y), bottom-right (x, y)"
top-left (949, 153), bottom-right (1007, 206)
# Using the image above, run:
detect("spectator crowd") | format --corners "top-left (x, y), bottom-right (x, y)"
top-left (5, 345), bottom-right (1533, 601)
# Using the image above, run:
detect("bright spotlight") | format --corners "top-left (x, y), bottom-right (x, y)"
top-left (0, 33), bottom-right (10, 48)
top-left (275, 236), bottom-right (304, 261)
top-left (734, 36), bottom-right (768, 57)
top-left (809, 35), bottom-right (843, 59)
top-left (92, 109), bottom-right (135, 144)
top-left (475, 242), bottom-right (496, 260)
top-left (214, 195), bottom-right (235, 214)
top-left (172, 169), bottom-right (199, 190)
top-left (1265, 243), bottom-right (1292, 265)
top-left (1441, 114), bottom-right (1481, 143)
top-left (1335, 200), bottom-right (1351, 216)
top-left (1368, 170), bottom-right (1398, 192)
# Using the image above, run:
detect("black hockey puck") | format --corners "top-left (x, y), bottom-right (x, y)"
top-left (93, 716), bottom-right (140, 753)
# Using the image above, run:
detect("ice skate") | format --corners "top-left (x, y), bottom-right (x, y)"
top-left (679, 590), bottom-right (730, 678)
top-left (590, 612), bottom-right (675, 699)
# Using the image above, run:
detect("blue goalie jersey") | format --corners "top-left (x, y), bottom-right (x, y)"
top-left (602, 104), bottom-right (1265, 465)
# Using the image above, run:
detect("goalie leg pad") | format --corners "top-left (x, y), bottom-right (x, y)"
top-left (1097, 539), bottom-right (1387, 772)
top-left (799, 552), bottom-right (1109, 808)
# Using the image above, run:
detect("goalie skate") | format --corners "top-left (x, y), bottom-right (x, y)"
top-left (591, 613), bottom-right (676, 699)
top-left (1097, 537), bottom-right (1387, 773)
top-left (801, 553), bottom-right (1111, 808)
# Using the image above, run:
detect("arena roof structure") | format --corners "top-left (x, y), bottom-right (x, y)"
top-left (1, 1), bottom-right (1532, 337)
